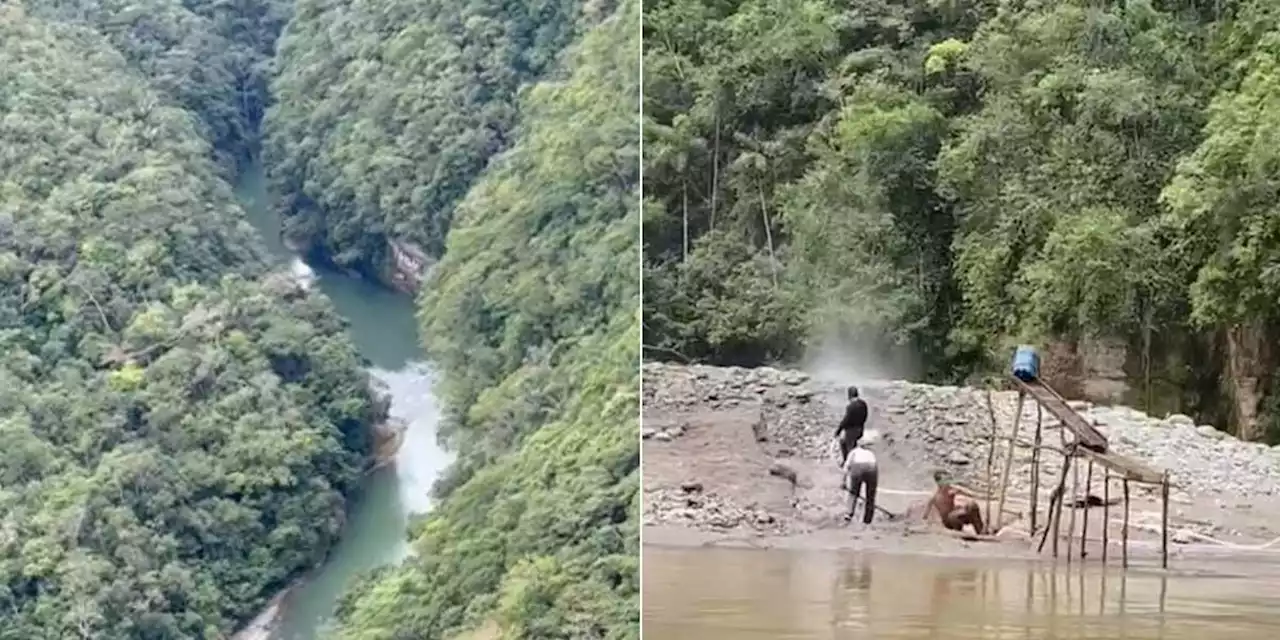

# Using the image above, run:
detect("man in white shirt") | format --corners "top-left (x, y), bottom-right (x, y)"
top-left (842, 435), bottom-right (879, 525)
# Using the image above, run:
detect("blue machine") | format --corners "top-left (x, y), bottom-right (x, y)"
top-left (1012, 345), bottom-right (1040, 382)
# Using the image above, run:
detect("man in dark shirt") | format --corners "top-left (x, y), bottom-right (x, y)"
top-left (834, 385), bottom-right (868, 466)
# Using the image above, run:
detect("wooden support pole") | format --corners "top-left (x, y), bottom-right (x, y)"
top-left (1081, 460), bottom-right (1093, 560)
top-left (1036, 481), bottom-right (1058, 553)
top-left (995, 391), bottom-right (1026, 533)
top-left (1036, 448), bottom-right (1071, 554)
top-left (984, 389), bottom-right (998, 530)
top-left (1052, 450), bottom-right (1071, 558)
top-left (1030, 402), bottom-right (1043, 535)
top-left (1122, 479), bottom-right (1131, 569)
top-left (1067, 453), bottom-right (1079, 562)
top-left (1102, 470), bottom-right (1110, 564)
top-left (1161, 472), bottom-right (1170, 570)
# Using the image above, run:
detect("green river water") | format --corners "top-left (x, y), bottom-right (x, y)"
top-left (235, 162), bottom-right (451, 639)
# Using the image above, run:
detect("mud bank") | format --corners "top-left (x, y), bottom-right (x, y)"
top-left (642, 362), bottom-right (1280, 564)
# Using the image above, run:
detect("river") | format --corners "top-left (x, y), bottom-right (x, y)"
top-left (235, 161), bottom-right (452, 639)
top-left (644, 546), bottom-right (1280, 638)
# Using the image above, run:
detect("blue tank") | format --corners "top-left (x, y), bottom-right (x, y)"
top-left (1012, 345), bottom-right (1040, 382)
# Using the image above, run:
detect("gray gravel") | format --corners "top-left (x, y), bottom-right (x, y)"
top-left (643, 361), bottom-right (1280, 503)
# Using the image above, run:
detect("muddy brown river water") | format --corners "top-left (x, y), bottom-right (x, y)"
top-left (644, 546), bottom-right (1280, 639)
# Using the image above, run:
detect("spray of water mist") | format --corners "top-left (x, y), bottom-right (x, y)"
top-left (290, 257), bottom-right (316, 289)
top-left (289, 256), bottom-right (316, 289)
top-left (798, 321), bottom-right (912, 459)
top-left (798, 322), bottom-right (921, 388)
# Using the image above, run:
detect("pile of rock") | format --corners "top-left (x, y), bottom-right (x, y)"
top-left (643, 482), bottom-right (790, 534)
top-left (643, 362), bottom-right (1280, 501)
top-left (641, 422), bottom-right (687, 442)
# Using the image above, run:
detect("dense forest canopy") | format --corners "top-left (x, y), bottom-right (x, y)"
top-left (24, 0), bottom-right (289, 170)
top-left (263, 0), bottom-right (585, 277)
top-left (0, 5), bottom-right (381, 638)
top-left (3, 0), bottom-right (640, 636)
top-left (327, 0), bottom-right (641, 637)
top-left (642, 0), bottom-right (1280, 442)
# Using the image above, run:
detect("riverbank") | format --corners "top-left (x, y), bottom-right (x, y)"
top-left (642, 362), bottom-right (1280, 566)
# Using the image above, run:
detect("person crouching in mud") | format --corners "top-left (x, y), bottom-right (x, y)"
top-left (923, 470), bottom-right (986, 535)
top-left (843, 442), bottom-right (878, 525)
top-left (834, 385), bottom-right (868, 466)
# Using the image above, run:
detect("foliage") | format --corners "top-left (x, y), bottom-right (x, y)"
top-left (24, 0), bottom-right (289, 169)
top-left (262, 0), bottom-right (585, 275)
top-left (329, 2), bottom-right (640, 637)
top-left (643, 0), bottom-right (1280, 439)
top-left (938, 1), bottom-right (1208, 353)
top-left (781, 80), bottom-right (953, 361)
top-left (0, 9), bottom-right (380, 638)
top-left (643, 0), bottom-right (992, 375)
top-left (1161, 26), bottom-right (1280, 328)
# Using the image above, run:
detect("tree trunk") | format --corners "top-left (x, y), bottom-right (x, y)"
top-left (758, 181), bottom-right (777, 287)
top-left (1143, 296), bottom-right (1153, 411)
top-left (682, 180), bottom-right (689, 261)
top-left (1079, 334), bottom-right (1129, 405)
top-left (709, 113), bottom-right (720, 230)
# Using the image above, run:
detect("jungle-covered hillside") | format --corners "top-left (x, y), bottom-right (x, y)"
top-left (324, 0), bottom-right (641, 637)
top-left (263, 0), bottom-right (585, 277)
top-left (642, 0), bottom-right (1280, 442)
top-left (0, 4), bottom-right (381, 638)
top-left (2, 0), bottom-right (639, 636)
top-left (23, 0), bottom-right (290, 170)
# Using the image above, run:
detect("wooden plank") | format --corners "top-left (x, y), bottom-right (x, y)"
top-left (1013, 377), bottom-right (1109, 452)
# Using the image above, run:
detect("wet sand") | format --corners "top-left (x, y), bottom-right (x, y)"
top-left (644, 523), bottom-right (1280, 571)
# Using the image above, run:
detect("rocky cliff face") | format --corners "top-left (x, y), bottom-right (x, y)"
top-left (1226, 323), bottom-right (1268, 442)
top-left (1042, 338), bottom-right (1129, 406)
top-left (1039, 327), bottom-right (1277, 443)
top-left (386, 239), bottom-right (433, 293)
